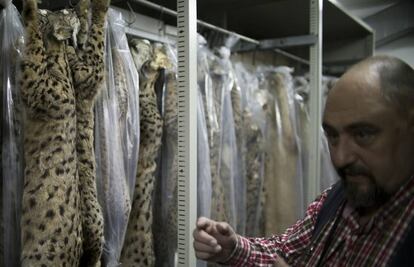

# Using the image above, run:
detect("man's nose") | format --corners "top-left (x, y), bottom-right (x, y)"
top-left (330, 136), bottom-right (357, 169)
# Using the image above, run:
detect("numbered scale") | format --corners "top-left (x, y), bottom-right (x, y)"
top-left (176, 0), bottom-right (197, 266)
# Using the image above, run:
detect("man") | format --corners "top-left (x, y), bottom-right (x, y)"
top-left (193, 55), bottom-right (414, 266)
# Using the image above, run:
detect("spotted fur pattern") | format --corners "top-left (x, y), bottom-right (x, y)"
top-left (154, 70), bottom-right (178, 267)
top-left (98, 43), bottom-right (132, 266)
top-left (243, 109), bottom-right (265, 236)
top-left (197, 56), bottom-right (228, 225)
top-left (75, 0), bottom-right (89, 49)
top-left (120, 46), bottom-right (164, 267)
top-left (129, 38), bottom-right (153, 72)
top-left (112, 48), bottom-right (129, 130)
top-left (209, 62), bottom-right (232, 225)
top-left (67, 0), bottom-right (109, 265)
top-left (20, 0), bottom-right (82, 265)
top-left (230, 82), bottom-right (246, 234)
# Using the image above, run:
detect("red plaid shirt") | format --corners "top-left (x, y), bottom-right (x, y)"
top-left (225, 177), bottom-right (414, 266)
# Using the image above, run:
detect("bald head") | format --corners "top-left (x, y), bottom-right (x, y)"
top-left (337, 55), bottom-right (414, 115)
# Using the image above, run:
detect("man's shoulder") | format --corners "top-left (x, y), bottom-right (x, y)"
top-left (311, 181), bottom-right (345, 241)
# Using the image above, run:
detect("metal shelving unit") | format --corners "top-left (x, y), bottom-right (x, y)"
top-left (8, 0), bottom-right (374, 265)
top-left (308, 0), bottom-right (323, 205)
top-left (111, 0), bottom-right (367, 265)
top-left (174, 1), bottom-right (323, 266)
top-left (176, 0), bottom-right (197, 265)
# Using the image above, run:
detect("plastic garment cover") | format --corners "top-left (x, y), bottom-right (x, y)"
top-left (120, 41), bottom-right (165, 266)
top-left (233, 62), bottom-right (266, 236)
top-left (1, 4), bottom-right (24, 266)
top-left (228, 61), bottom-right (246, 235)
top-left (210, 46), bottom-right (240, 229)
top-left (198, 42), bottom-right (239, 231)
top-left (293, 76), bottom-right (311, 209)
top-left (197, 39), bottom-right (228, 227)
top-left (259, 66), bottom-right (304, 235)
top-left (0, 0), bottom-right (10, 8)
top-left (153, 44), bottom-right (179, 267)
top-left (197, 86), bottom-right (213, 219)
top-left (94, 8), bottom-right (140, 267)
top-left (196, 35), bottom-right (213, 267)
top-left (293, 75), bottom-right (338, 205)
top-left (230, 73), bottom-right (246, 234)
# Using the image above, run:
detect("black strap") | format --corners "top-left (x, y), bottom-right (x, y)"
top-left (312, 181), bottom-right (345, 243)
top-left (388, 218), bottom-right (414, 266)
top-left (312, 181), bottom-right (414, 266)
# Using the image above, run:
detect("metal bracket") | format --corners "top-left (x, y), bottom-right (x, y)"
top-left (233, 34), bottom-right (317, 52)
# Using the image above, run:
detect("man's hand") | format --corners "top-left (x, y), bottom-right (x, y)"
top-left (193, 217), bottom-right (238, 263)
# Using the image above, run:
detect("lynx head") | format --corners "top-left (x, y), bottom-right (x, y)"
top-left (39, 8), bottom-right (80, 45)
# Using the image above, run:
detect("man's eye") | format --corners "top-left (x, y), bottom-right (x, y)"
top-left (324, 130), bottom-right (338, 145)
top-left (353, 128), bottom-right (377, 144)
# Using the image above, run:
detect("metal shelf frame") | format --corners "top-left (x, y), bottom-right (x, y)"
top-left (176, 0), bottom-right (198, 265)
top-left (175, 0), bottom-right (323, 265)
top-left (308, 0), bottom-right (323, 205)
top-left (115, 2), bottom-right (323, 264)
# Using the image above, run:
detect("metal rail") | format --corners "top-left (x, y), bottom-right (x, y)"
top-left (130, 0), bottom-right (310, 65)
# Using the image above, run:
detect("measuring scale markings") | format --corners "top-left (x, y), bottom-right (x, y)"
top-left (177, 0), bottom-right (197, 266)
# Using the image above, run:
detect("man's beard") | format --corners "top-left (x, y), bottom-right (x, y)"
top-left (337, 164), bottom-right (390, 209)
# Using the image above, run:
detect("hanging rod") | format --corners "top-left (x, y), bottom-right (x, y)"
top-left (129, 0), bottom-right (259, 44)
top-left (129, 0), bottom-right (311, 66)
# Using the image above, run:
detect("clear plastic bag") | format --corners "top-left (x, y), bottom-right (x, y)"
top-left (259, 66), bottom-right (304, 235)
top-left (209, 46), bottom-right (239, 229)
top-left (293, 75), bottom-right (338, 204)
top-left (107, 8), bottom-right (140, 200)
top-left (0, 0), bottom-right (11, 9)
top-left (198, 35), bottom-right (219, 144)
top-left (293, 75), bottom-right (311, 208)
top-left (197, 86), bottom-right (213, 218)
top-left (232, 62), bottom-right (266, 236)
top-left (1, 4), bottom-right (25, 266)
top-left (197, 38), bottom-right (226, 225)
top-left (196, 36), bottom-right (213, 267)
top-left (222, 37), bottom-right (247, 235)
top-left (94, 8), bottom-right (140, 266)
top-left (153, 43), bottom-right (178, 267)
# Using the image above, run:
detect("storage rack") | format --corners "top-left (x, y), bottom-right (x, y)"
top-left (8, 0), bottom-right (374, 265)
top-left (140, 0), bottom-right (322, 266)
top-left (121, 2), bottom-right (321, 265)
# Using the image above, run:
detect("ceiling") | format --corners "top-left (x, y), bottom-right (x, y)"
top-left (334, 0), bottom-right (399, 18)
top-left (335, 0), bottom-right (414, 49)
top-left (6, 0), bottom-right (412, 73)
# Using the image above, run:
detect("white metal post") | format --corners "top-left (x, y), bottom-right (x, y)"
top-left (176, 0), bottom-right (197, 266)
top-left (308, 0), bottom-right (323, 204)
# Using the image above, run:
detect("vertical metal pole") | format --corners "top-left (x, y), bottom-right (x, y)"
top-left (308, 0), bottom-right (323, 203)
top-left (176, 0), bottom-right (197, 266)
top-left (368, 34), bottom-right (375, 56)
